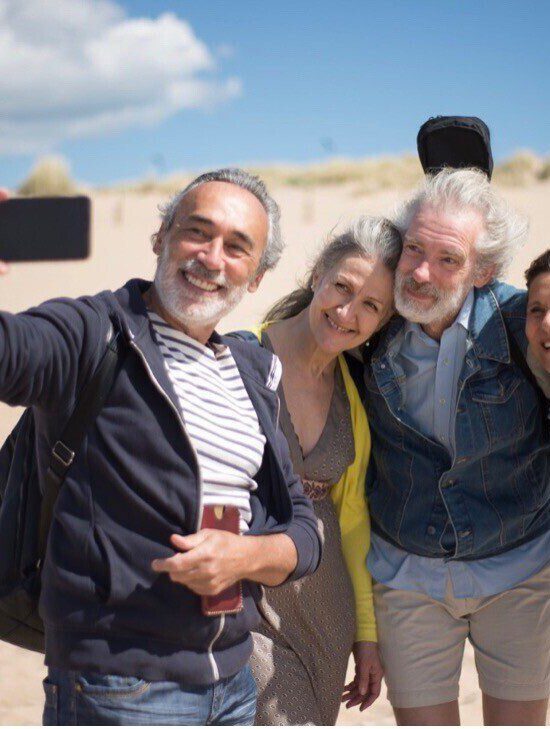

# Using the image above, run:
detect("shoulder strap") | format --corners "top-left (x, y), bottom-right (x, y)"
top-left (38, 323), bottom-right (127, 559)
top-left (226, 329), bottom-right (262, 345)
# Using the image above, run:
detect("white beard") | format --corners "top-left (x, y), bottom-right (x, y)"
top-left (153, 248), bottom-right (249, 329)
top-left (394, 270), bottom-right (472, 326)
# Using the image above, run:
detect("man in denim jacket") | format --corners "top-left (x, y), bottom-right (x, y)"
top-left (364, 168), bottom-right (550, 725)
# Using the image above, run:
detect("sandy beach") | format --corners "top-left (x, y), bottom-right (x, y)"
top-left (0, 180), bottom-right (549, 725)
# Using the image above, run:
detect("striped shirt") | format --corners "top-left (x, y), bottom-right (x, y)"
top-left (148, 312), bottom-right (267, 533)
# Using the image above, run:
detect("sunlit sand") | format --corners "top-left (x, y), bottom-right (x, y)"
top-left (1, 180), bottom-right (549, 725)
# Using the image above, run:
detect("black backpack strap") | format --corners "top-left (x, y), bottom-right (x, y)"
top-left (226, 329), bottom-right (262, 345)
top-left (38, 323), bottom-right (127, 559)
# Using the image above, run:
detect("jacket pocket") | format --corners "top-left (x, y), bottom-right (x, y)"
top-left (468, 369), bottom-right (525, 446)
top-left (469, 368), bottom-right (522, 405)
top-left (87, 525), bottom-right (116, 604)
top-left (76, 673), bottom-right (150, 701)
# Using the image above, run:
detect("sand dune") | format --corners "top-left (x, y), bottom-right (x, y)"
top-left (1, 181), bottom-right (549, 725)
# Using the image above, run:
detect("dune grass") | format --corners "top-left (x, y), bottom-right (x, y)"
top-left (17, 156), bottom-right (79, 196)
top-left (20, 151), bottom-right (550, 198)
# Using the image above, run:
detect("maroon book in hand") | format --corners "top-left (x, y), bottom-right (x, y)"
top-left (200, 505), bottom-right (243, 617)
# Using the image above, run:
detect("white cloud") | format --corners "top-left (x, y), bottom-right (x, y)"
top-left (0, 0), bottom-right (242, 154)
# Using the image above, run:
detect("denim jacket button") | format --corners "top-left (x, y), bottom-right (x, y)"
top-left (427, 525), bottom-right (436, 535)
top-left (443, 479), bottom-right (454, 488)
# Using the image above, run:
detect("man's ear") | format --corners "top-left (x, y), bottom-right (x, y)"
top-left (247, 270), bottom-right (265, 293)
top-left (474, 263), bottom-right (496, 288)
top-left (152, 223), bottom-right (166, 256)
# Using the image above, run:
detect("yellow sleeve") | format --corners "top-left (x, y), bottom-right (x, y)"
top-left (330, 356), bottom-right (377, 643)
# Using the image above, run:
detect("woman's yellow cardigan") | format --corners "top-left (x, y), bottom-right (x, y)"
top-left (251, 325), bottom-right (377, 642)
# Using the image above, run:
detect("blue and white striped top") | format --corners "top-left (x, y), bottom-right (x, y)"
top-left (148, 311), bottom-right (267, 533)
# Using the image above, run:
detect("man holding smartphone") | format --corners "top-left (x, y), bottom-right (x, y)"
top-left (0, 170), bottom-right (321, 725)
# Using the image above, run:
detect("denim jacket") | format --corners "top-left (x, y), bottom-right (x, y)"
top-left (364, 281), bottom-right (550, 561)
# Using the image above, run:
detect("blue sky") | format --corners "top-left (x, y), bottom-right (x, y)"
top-left (2, 0), bottom-right (549, 188)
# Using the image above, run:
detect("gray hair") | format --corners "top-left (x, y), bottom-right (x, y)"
top-left (156, 168), bottom-right (283, 274)
top-left (264, 215), bottom-right (402, 323)
top-left (393, 167), bottom-right (529, 279)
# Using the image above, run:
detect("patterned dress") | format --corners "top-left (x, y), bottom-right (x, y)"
top-left (250, 333), bottom-right (356, 726)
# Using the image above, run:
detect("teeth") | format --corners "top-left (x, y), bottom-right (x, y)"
top-left (326, 314), bottom-right (352, 334)
top-left (543, 343), bottom-right (550, 350)
top-left (184, 272), bottom-right (219, 292)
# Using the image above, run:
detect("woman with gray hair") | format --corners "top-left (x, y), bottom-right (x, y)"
top-left (247, 216), bottom-right (401, 725)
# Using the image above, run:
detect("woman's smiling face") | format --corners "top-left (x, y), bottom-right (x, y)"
top-left (307, 254), bottom-right (394, 355)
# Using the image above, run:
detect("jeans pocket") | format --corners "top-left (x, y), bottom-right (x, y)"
top-left (76, 673), bottom-right (151, 702)
top-left (42, 678), bottom-right (58, 725)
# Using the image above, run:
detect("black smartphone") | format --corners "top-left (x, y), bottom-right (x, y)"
top-left (0, 196), bottom-right (90, 262)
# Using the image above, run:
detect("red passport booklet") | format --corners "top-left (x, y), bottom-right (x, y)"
top-left (200, 505), bottom-right (243, 617)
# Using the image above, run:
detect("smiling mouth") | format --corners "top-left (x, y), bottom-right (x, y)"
top-left (325, 313), bottom-right (354, 334)
top-left (181, 270), bottom-right (222, 293)
top-left (542, 342), bottom-right (550, 351)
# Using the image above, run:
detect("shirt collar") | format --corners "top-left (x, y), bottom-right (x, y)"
top-left (397, 287), bottom-right (475, 352)
top-left (455, 288), bottom-right (474, 332)
top-left (147, 309), bottom-right (228, 356)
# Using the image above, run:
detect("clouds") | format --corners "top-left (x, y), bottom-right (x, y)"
top-left (0, 0), bottom-right (242, 154)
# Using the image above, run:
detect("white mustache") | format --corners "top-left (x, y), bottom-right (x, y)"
top-left (402, 277), bottom-right (441, 300)
top-left (180, 260), bottom-right (228, 288)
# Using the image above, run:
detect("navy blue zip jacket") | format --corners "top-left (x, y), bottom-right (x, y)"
top-left (0, 279), bottom-right (322, 684)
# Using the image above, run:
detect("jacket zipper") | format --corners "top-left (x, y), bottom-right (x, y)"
top-left (129, 339), bottom-right (204, 530)
top-left (129, 338), bottom-right (224, 681)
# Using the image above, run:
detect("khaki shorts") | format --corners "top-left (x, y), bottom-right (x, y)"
top-left (373, 562), bottom-right (550, 708)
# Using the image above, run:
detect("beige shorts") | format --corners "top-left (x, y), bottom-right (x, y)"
top-left (373, 562), bottom-right (550, 708)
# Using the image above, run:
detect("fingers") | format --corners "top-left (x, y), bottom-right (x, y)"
top-left (170, 531), bottom-right (210, 551)
top-left (151, 531), bottom-right (235, 595)
top-left (342, 667), bottom-right (383, 711)
top-left (343, 689), bottom-right (365, 709)
top-left (0, 261), bottom-right (9, 275)
top-left (0, 189), bottom-right (9, 201)
top-left (152, 546), bottom-right (205, 574)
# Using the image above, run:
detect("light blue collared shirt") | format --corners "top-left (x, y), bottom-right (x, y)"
top-left (368, 289), bottom-right (550, 599)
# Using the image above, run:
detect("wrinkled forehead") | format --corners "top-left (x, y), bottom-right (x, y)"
top-left (405, 203), bottom-right (485, 253)
top-left (176, 182), bottom-right (267, 225)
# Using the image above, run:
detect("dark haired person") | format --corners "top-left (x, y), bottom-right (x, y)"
top-left (0, 171), bottom-right (321, 725)
top-left (526, 249), bottom-right (550, 393)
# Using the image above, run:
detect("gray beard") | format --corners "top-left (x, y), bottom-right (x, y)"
top-left (154, 251), bottom-right (249, 329)
top-left (394, 272), bottom-right (471, 326)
